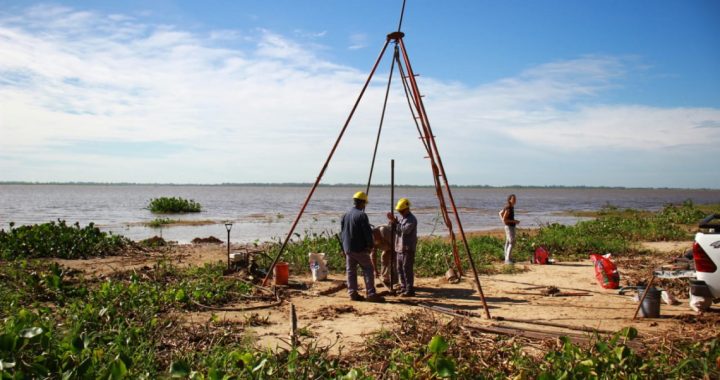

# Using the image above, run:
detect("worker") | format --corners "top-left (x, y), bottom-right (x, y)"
top-left (340, 191), bottom-right (385, 302)
top-left (370, 223), bottom-right (393, 289)
top-left (387, 197), bottom-right (417, 297)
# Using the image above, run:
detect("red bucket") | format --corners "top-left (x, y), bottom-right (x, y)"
top-left (274, 262), bottom-right (289, 286)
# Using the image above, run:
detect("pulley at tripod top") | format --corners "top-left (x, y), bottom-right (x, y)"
top-left (387, 31), bottom-right (405, 41)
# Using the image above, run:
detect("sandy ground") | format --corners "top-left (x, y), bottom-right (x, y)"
top-left (199, 263), bottom-right (697, 352)
top-left (54, 239), bottom-right (712, 353)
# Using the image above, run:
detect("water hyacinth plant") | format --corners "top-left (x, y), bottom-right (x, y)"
top-left (147, 197), bottom-right (202, 213)
top-left (0, 220), bottom-right (127, 260)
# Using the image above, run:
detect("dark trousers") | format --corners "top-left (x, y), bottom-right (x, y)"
top-left (397, 250), bottom-right (415, 292)
top-left (346, 250), bottom-right (377, 296)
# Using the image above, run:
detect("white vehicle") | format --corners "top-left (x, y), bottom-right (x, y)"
top-left (693, 214), bottom-right (720, 300)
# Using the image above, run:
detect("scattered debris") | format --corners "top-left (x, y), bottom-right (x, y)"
top-left (192, 236), bottom-right (223, 244)
top-left (540, 286), bottom-right (560, 296)
top-left (140, 235), bottom-right (167, 247)
top-left (445, 268), bottom-right (460, 283)
top-left (508, 286), bottom-right (590, 297)
top-left (310, 305), bottom-right (358, 320)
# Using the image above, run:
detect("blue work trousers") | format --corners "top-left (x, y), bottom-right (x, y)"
top-left (346, 250), bottom-right (377, 296)
top-left (397, 250), bottom-right (415, 293)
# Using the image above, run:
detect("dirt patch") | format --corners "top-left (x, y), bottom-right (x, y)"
top-left (52, 243), bottom-right (227, 277)
top-left (179, 261), bottom-right (709, 354)
top-left (51, 241), bottom-right (714, 354)
top-left (191, 236), bottom-right (223, 244)
top-left (639, 241), bottom-right (692, 255)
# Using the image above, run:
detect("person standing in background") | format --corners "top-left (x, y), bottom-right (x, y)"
top-left (500, 194), bottom-right (520, 264)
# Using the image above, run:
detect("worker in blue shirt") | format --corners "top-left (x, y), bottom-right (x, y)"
top-left (340, 191), bottom-right (385, 302)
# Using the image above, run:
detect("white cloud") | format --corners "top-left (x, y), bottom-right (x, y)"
top-left (0, 5), bottom-right (718, 186)
top-left (348, 33), bottom-right (368, 50)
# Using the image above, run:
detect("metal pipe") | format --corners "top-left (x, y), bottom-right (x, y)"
top-left (390, 159), bottom-right (397, 291)
top-left (397, 37), bottom-right (491, 319)
top-left (262, 39), bottom-right (392, 285)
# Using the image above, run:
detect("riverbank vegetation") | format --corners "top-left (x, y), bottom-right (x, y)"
top-left (0, 220), bottom-right (127, 260)
top-left (265, 201), bottom-right (713, 276)
top-left (2, 259), bottom-right (717, 379)
top-left (1, 201), bottom-right (718, 378)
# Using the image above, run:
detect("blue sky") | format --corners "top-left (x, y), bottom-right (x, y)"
top-left (0, 1), bottom-right (719, 187)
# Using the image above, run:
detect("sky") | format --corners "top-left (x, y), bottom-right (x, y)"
top-left (0, 0), bottom-right (719, 188)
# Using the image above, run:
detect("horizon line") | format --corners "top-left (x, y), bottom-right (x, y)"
top-left (0, 181), bottom-right (718, 191)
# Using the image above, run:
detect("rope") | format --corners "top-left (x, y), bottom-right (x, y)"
top-left (397, 0), bottom-right (407, 33)
top-left (365, 45), bottom-right (398, 194)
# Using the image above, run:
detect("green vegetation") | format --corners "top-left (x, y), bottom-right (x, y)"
top-left (0, 220), bottom-right (127, 260)
top-left (262, 201), bottom-right (716, 277)
top-left (2, 201), bottom-right (718, 378)
top-left (147, 217), bottom-right (175, 228)
top-left (523, 200), bottom-right (710, 260)
top-left (349, 311), bottom-right (719, 379)
top-left (4, 260), bottom-right (715, 378)
top-left (148, 197), bottom-right (202, 213)
top-left (0, 260), bottom-right (255, 378)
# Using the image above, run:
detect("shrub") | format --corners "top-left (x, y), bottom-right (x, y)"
top-left (0, 220), bottom-right (127, 260)
top-left (147, 197), bottom-right (201, 213)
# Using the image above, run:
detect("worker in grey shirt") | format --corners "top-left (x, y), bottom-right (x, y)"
top-left (340, 191), bottom-right (384, 302)
top-left (387, 197), bottom-right (418, 297)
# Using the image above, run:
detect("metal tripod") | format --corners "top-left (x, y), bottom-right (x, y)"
top-left (262, 29), bottom-right (491, 319)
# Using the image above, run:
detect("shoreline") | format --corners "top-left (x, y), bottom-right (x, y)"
top-left (3, 182), bottom-right (719, 190)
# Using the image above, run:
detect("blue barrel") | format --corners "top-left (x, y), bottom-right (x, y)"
top-left (637, 286), bottom-right (661, 318)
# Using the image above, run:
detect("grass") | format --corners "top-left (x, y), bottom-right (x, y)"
top-left (147, 217), bottom-right (174, 228)
top-left (519, 200), bottom-right (712, 260)
top-left (147, 197), bottom-right (202, 213)
top-left (257, 201), bottom-right (718, 278)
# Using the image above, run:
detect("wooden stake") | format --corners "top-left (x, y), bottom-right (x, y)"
top-left (289, 303), bottom-right (297, 347)
top-left (633, 275), bottom-right (655, 320)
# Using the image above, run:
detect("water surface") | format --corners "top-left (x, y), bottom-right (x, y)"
top-left (1, 185), bottom-right (717, 243)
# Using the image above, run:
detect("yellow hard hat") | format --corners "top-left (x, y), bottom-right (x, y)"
top-left (353, 191), bottom-right (368, 202)
top-left (395, 198), bottom-right (410, 211)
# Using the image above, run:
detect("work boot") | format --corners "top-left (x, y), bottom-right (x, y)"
top-left (366, 293), bottom-right (385, 303)
top-left (400, 290), bottom-right (415, 298)
top-left (349, 293), bottom-right (365, 302)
